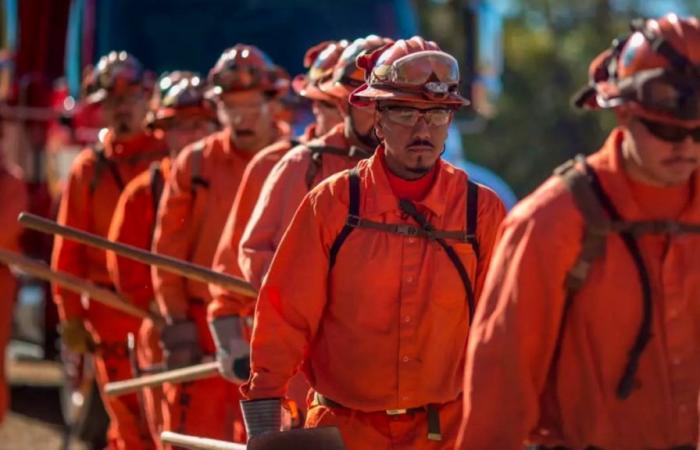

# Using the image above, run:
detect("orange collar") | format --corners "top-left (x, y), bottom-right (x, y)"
top-left (361, 146), bottom-right (461, 218)
top-left (379, 147), bottom-right (439, 202)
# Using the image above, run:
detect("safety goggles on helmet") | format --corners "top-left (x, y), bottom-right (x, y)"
top-left (372, 51), bottom-right (460, 99)
top-left (639, 118), bottom-right (700, 143)
top-left (378, 105), bottom-right (454, 127)
top-left (605, 66), bottom-right (700, 120)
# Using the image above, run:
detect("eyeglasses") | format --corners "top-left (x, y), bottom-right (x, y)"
top-left (639, 118), bottom-right (700, 143)
top-left (378, 105), bottom-right (453, 127)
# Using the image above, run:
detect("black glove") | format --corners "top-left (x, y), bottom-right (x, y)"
top-left (241, 398), bottom-right (282, 440)
top-left (160, 319), bottom-right (202, 370)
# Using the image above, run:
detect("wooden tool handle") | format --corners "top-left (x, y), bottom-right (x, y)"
top-left (18, 212), bottom-right (257, 298)
top-left (105, 361), bottom-right (220, 396)
top-left (0, 249), bottom-right (155, 322)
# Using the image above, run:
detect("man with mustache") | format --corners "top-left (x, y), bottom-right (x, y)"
top-left (206, 41), bottom-right (346, 412)
top-left (51, 51), bottom-right (168, 449)
top-left (458, 14), bottom-right (700, 450)
top-left (150, 45), bottom-right (289, 445)
top-left (106, 71), bottom-right (218, 448)
top-left (231, 35), bottom-right (393, 293)
top-left (238, 37), bottom-right (505, 450)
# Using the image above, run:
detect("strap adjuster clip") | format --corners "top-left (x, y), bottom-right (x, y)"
top-left (346, 215), bottom-right (361, 228)
top-left (396, 224), bottom-right (419, 237)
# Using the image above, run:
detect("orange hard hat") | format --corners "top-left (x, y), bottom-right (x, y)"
top-left (83, 51), bottom-right (149, 104)
top-left (350, 36), bottom-right (468, 107)
top-left (146, 72), bottom-right (216, 129)
top-left (207, 44), bottom-right (290, 98)
top-left (292, 40), bottom-right (348, 101)
top-left (318, 35), bottom-right (394, 102)
top-left (573, 14), bottom-right (700, 126)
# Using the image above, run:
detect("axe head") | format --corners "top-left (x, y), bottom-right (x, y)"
top-left (248, 427), bottom-right (346, 450)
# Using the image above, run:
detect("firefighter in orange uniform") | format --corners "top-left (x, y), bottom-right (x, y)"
top-left (208, 39), bottom-right (346, 321)
top-left (458, 14), bottom-right (700, 450)
top-left (150, 45), bottom-right (289, 445)
top-left (237, 37), bottom-right (506, 450)
top-left (51, 51), bottom-right (167, 449)
top-left (106, 71), bottom-right (218, 447)
top-left (235, 35), bottom-right (393, 292)
top-left (0, 122), bottom-right (28, 423)
top-left (207, 40), bottom-right (347, 414)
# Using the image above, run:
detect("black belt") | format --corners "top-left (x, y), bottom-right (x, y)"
top-left (314, 393), bottom-right (442, 441)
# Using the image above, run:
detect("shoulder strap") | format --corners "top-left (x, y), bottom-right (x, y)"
top-left (190, 140), bottom-right (209, 192)
top-left (305, 145), bottom-right (367, 190)
top-left (148, 161), bottom-right (165, 240)
top-left (466, 180), bottom-right (480, 258)
top-left (149, 162), bottom-right (165, 216)
top-left (329, 168), bottom-right (360, 269)
top-left (89, 142), bottom-right (125, 194)
top-left (554, 155), bottom-right (612, 294)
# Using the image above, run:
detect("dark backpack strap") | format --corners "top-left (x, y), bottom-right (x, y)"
top-left (584, 163), bottom-right (653, 399)
top-left (89, 143), bottom-right (125, 194)
top-left (399, 199), bottom-right (476, 322)
top-left (190, 141), bottom-right (209, 192)
top-left (466, 180), bottom-right (480, 258)
top-left (305, 145), bottom-right (367, 190)
top-left (554, 155), bottom-right (653, 399)
top-left (149, 161), bottom-right (165, 240)
top-left (329, 168), bottom-right (360, 269)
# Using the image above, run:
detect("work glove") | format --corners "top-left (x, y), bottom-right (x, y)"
top-left (160, 319), bottom-right (202, 370)
top-left (208, 315), bottom-right (250, 383)
top-left (240, 398), bottom-right (282, 440)
top-left (60, 318), bottom-right (94, 354)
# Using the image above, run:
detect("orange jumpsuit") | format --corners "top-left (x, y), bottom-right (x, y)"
top-left (152, 127), bottom-right (276, 444)
top-left (209, 125), bottom-right (318, 419)
top-left (106, 157), bottom-right (172, 448)
top-left (51, 130), bottom-right (167, 450)
top-left (458, 129), bottom-right (700, 450)
top-left (0, 163), bottom-right (28, 423)
top-left (208, 124), bottom-right (316, 320)
top-left (238, 123), bottom-right (368, 290)
top-left (242, 150), bottom-right (505, 450)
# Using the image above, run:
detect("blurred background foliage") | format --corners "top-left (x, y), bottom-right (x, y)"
top-left (417, 0), bottom-right (700, 197)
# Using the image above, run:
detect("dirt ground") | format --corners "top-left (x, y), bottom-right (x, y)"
top-left (0, 358), bottom-right (87, 450)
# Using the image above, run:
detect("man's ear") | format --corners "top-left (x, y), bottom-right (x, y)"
top-left (374, 116), bottom-right (385, 140)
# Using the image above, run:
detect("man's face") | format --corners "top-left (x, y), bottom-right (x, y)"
top-left (311, 99), bottom-right (343, 136)
top-left (216, 90), bottom-right (278, 152)
top-left (101, 87), bottom-right (149, 138)
top-left (162, 116), bottom-right (217, 155)
top-left (375, 100), bottom-right (453, 178)
top-left (621, 115), bottom-right (700, 186)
